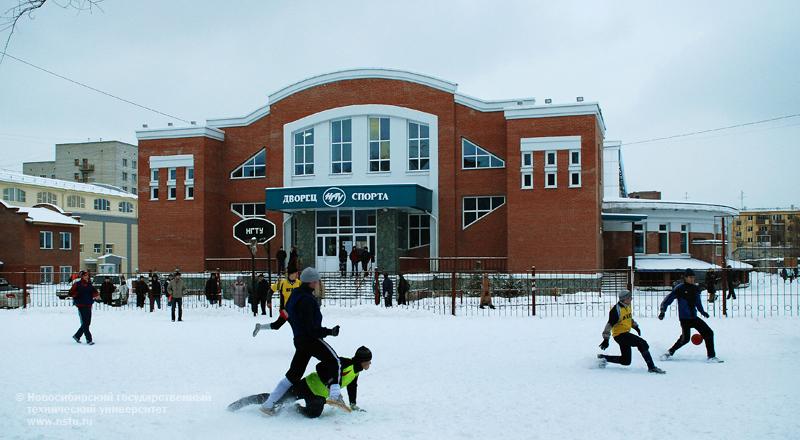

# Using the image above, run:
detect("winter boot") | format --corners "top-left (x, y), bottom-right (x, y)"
top-left (659, 352), bottom-right (673, 361)
top-left (252, 323), bottom-right (262, 337)
top-left (707, 356), bottom-right (724, 363)
top-left (73, 335), bottom-right (81, 344)
top-left (597, 354), bottom-right (607, 369)
top-left (648, 367), bottom-right (666, 374)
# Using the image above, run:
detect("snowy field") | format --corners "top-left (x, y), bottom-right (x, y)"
top-left (2, 306), bottom-right (799, 440)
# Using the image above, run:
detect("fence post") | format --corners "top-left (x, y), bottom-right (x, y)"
top-left (23, 269), bottom-right (28, 309)
top-left (451, 271), bottom-right (456, 316)
top-left (531, 266), bottom-right (536, 316)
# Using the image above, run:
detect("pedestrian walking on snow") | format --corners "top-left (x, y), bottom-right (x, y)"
top-left (598, 290), bottom-right (665, 374)
top-left (149, 273), bottom-right (162, 312)
top-left (70, 271), bottom-right (99, 345)
top-left (382, 272), bottom-right (393, 307)
top-left (659, 269), bottom-right (723, 363)
top-left (134, 275), bottom-right (149, 308)
top-left (167, 271), bottom-right (186, 322)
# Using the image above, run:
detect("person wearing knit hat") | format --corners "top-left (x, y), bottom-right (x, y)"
top-left (658, 268), bottom-right (723, 363)
top-left (598, 290), bottom-right (665, 374)
top-left (228, 346), bottom-right (373, 417)
top-left (259, 266), bottom-right (347, 416)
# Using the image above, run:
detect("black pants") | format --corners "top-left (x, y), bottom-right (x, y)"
top-left (669, 318), bottom-right (715, 357)
top-left (285, 337), bottom-right (340, 388)
top-left (726, 284), bottom-right (736, 299)
top-left (339, 261), bottom-right (347, 277)
top-left (149, 295), bottom-right (161, 312)
top-left (601, 332), bottom-right (656, 369)
top-left (351, 261), bottom-right (358, 275)
top-left (171, 298), bottom-right (183, 321)
top-left (73, 307), bottom-right (93, 343)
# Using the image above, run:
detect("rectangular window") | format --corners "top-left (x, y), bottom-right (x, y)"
top-left (59, 232), bottom-right (72, 250)
top-left (569, 171), bottom-right (581, 188)
top-left (94, 199), bottom-right (110, 211)
top-left (520, 152), bottom-right (533, 189)
top-left (123, 158), bottom-right (128, 167)
top-left (522, 152), bottom-right (532, 167)
top-left (186, 167), bottom-right (195, 182)
top-left (74, 158), bottom-right (79, 166)
top-left (122, 172), bottom-right (128, 181)
top-left (408, 121), bottom-right (430, 171)
top-left (747, 237), bottom-right (753, 243)
top-left (151, 169), bottom-right (159, 182)
top-left (331, 119), bottom-right (353, 174)
top-left (168, 186), bottom-right (177, 200)
top-left (93, 243), bottom-right (101, 254)
top-left (40, 266), bottom-right (53, 284)
top-left (680, 224), bottom-right (689, 254)
top-left (2, 188), bottom-right (26, 202)
top-left (633, 223), bottom-right (645, 254)
top-left (369, 117), bottom-right (391, 172)
top-left (545, 172), bottom-right (557, 188)
top-left (122, 186), bottom-right (128, 191)
top-left (570, 150), bottom-right (581, 166)
top-left (168, 167), bottom-right (177, 182)
top-left (546, 151), bottom-right (557, 167)
top-left (79, 243), bottom-right (84, 252)
top-left (59, 266), bottom-right (72, 283)
top-left (132, 160), bottom-right (137, 169)
top-left (294, 128), bottom-right (315, 176)
top-left (40, 231), bottom-right (53, 249)
top-left (659, 224), bottom-right (669, 254)
top-left (521, 173), bottom-right (533, 189)
top-left (74, 173), bottom-right (80, 180)
top-left (408, 214), bottom-right (431, 248)
top-left (150, 187), bottom-right (159, 200)
top-left (231, 203), bottom-right (266, 218)
top-left (185, 185), bottom-right (194, 200)
top-left (462, 196), bottom-right (506, 229)
top-left (131, 187), bottom-right (137, 194)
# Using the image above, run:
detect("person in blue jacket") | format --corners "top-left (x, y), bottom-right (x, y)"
top-left (259, 267), bottom-right (345, 416)
top-left (69, 270), bottom-right (99, 345)
top-left (658, 268), bottom-right (723, 363)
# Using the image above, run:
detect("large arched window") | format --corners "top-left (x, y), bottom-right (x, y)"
top-left (67, 195), bottom-right (86, 208)
top-left (94, 198), bottom-right (111, 211)
top-left (36, 191), bottom-right (58, 204)
top-left (2, 187), bottom-right (25, 202)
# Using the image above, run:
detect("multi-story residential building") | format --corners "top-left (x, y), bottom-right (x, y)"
top-left (733, 207), bottom-right (799, 248)
top-left (23, 140), bottom-right (139, 195)
top-left (0, 171), bottom-right (138, 273)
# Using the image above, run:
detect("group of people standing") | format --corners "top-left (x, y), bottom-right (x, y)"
top-left (344, 245), bottom-right (374, 277)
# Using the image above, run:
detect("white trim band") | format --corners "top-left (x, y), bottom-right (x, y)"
top-left (149, 154), bottom-right (194, 169)
top-left (136, 126), bottom-right (225, 142)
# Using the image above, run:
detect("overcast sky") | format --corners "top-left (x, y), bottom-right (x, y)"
top-left (0, 0), bottom-right (797, 209)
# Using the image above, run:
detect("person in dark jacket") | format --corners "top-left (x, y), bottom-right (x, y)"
top-left (70, 271), bottom-right (99, 345)
top-left (149, 274), bottom-right (162, 312)
top-left (100, 276), bottom-right (115, 305)
top-left (288, 246), bottom-right (299, 273)
top-left (205, 273), bottom-right (219, 305)
top-left (338, 245), bottom-right (347, 277)
top-left (397, 273), bottom-right (409, 305)
top-left (228, 346), bottom-right (373, 417)
top-left (360, 247), bottom-right (371, 273)
top-left (724, 265), bottom-right (737, 299)
top-left (253, 274), bottom-right (270, 316)
top-left (134, 275), bottom-right (149, 308)
top-left (259, 267), bottom-right (343, 416)
top-left (349, 246), bottom-right (360, 277)
top-left (381, 273), bottom-right (393, 307)
top-left (659, 268), bottom-right (723, 363)
top-left (598, 290), bottom-right (665, 374)
top-left (705, 269), bottom-right (718, 303)
top-left (276, 246), bottom-right (287, 276)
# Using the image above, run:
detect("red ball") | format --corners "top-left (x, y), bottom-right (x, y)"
top-left (691, 333), bottom-right (703, 345)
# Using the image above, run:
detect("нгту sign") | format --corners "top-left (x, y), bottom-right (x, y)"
top-left (233, 217), bottom-right (276, 245)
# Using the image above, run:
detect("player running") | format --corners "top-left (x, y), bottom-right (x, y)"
top-left (598, 290), bottom-right (665, 374)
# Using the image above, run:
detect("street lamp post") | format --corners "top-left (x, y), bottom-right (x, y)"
top-left (249, 237), bottom-right (258, 304)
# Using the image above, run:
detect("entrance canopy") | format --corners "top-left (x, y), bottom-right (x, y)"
top-left (266, 183), bottom-right (433, 212)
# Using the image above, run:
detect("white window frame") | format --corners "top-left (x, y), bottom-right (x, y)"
top-left (680, 224), bottom-right (689, 254)
top-left (40, 266), bottom-right (54, 284)
top-left (105, 243), bottom-right (114, 254)
top-left (150, 186), bottom-right (159, 201)
top-left (545, 171), bottom-right (557, 189)
top-left (462, 138), bottom-right (505, 169)
top-left (293, 128), bottom-right (315, 176)
top-left (569, 149), bottom-right (581, 166)
top-left (2, 187), bottom-right (26, 202)
top-left (93, 243), bottom-right (101, 254)
top-left (408, 121), bottom-right (430, 172)
top-left (568, 149), bottom-right (581, 188)
top-left (633, 223), bottom-right (646, 254)
top-left (37, 191), bottom-right (57, 204)
top-left (185, 185), bottom-right (194, 200)
top-left (150, 169), bottom-right (159, 184)
top-left (59, 266), bottom-right (73, 283)
top-left (545, 151), bottom-right (557, 167)
top-left (408, 213), bottom-right (431, 248)
top-left (59, 232), bottom-right (72, 250)
top-left (230, 202), bottom-right (266, 219)
top-left (167, 186), bottom-right (177, 200)
top-left (368, 117), bottom-right (391, 173)
top-left (186, 166), bottom-right (195, 183)
top-left (118, 202), bottom-right (134, 213)
top-left (40, 231), bottom-right (53, 249)
top-left (94, 198), bottom-right (110, 211)
top-left (330, 119), bottom-right (353, 175)
top-left (520, 152), bottom-right (533, 189)
top-left (231, 149), bottom-right (266, 179)
top-left (167, 167), bottom-right (177, 183)
top-left (67, 195), bottom-right (85, 208)
top-left (462, 196), bottom-right (506, 229)
top-left (658, 224), bottom-right (670, 254)
top-left (569, 171), bottom-right (581, 188)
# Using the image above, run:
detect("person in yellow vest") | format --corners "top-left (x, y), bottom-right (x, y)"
top-left (598, 290), bottom-right (665, 374)
top-left (227, 346), bottom-right (372, 417)
top-left (252, 269), bottom-right (302, 337)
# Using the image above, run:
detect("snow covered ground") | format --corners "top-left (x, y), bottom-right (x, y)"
top-left (2, 306), bottom-right (799, 440)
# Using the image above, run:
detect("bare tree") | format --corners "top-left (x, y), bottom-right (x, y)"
top-left (1, 0), bottom-right (103, 65)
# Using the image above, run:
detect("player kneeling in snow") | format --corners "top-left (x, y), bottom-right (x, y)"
top-left (598, 290), bottom-right (665, 374)
top-left (227, 346), bottom-right (372, 417)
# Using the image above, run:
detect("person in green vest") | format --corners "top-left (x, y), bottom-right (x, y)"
top-left (597, 290), bottom-right (665, 374)
top-left (227, 346), bottom-right (372, 417)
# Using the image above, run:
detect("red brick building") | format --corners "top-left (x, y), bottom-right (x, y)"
top-left (136, 69), bottom-right (607, 273)
top-left (0, 201), bottom-right (82, 284)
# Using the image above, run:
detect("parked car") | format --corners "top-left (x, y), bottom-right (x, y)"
top-left (92, 274), bottom-right (130, 306)
top-left (0, 277), bottom-right (24, 308)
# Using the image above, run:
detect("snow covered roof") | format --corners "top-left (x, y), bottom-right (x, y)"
top-left (632, 256), bottom-right (753, 272)
top-left (604, 197), bottom-right (738, 215)
top-left (1, 200), bottom-right (83, 226)
top-left (98, 254), bottom-right (127, 260)
top-left (0, 170), bottom-right (137, 199)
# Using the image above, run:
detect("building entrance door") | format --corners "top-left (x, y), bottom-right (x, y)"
top-left (316, 234), bottom-right (340, 273)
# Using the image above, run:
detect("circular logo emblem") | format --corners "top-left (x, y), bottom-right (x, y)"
top-left (322, 187), bottom-right (346, 207)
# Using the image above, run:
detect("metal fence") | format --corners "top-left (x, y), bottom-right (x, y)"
top-left (2, 267), bottom-right (799, 319)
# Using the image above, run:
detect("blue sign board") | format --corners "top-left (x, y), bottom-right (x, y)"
top-left (266, 184), bottom-right (432, 212)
